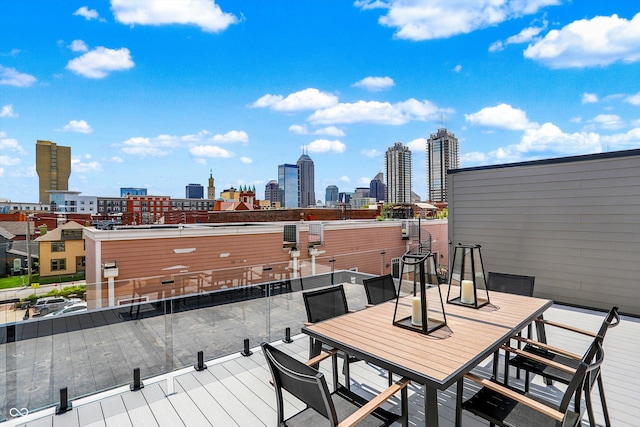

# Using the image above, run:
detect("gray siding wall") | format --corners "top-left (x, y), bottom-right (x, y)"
top-left (448, 150), bottom-right (640, 316)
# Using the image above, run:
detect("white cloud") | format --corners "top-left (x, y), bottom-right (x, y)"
top-left (625, 92), bottom-right (640, 106)
top-left (0, 132), bottom-right (26, 154)
top-left (58, 119), bottom-right (93, 134)
top-left (67, 47), bottom-right (134, 78)
top-left (288, 124), bottom-right (345, 136)
top-left (352, 76), bottom-right (395, 92)
top-left (189, 145), bottom-right (234, 158)
top-left (591, 114), bottom-right (625, 130)
top-left (602, 127), bottom-right (640, 150)
top-left (356, 0), bottom-right (560, 41)
top-left (524, 13), bottom-right (640, 68)
top-left (452, 64), bottom-right (462, 72)
top-left (110, 156), bottom-right (124, 163)
top-left (582, 93), bottom-right (598, 104)
top-left (464, 122), bottom-right (602, 165)
top-left (111, 0), bottom-right (238, 33)
top-left (570, 117), bottom-right (582, 123)
top-left (465, 103), bottom-right (538, 130)
top-left (0, 167), bottom-right (3, 177)
top-left (0, 155), bottom-right (20, 166)
top-left (121, 136), bottom-right (173, 156)
top-left (69, 40), bottom-right (89, 52)
top-left (74, 6), bottom-right (100, 20)
top-left (212, 130), bottom-right (248, 143)
top-left (240, 156), bottom-right (253, 164)
top-left (489, 41), bottom-right (504, 52)
top-left (308, 98), bottom-right (450, 125)
top-left (0, 65), bottom-right (37, 87)
top-left (307, 139), bottom-right (346, 154)
top-left (1, 104), bottom-right (18, 118)
top-left (360, 148), bottom-right (382, 158)
top-left (339, 175), bottom-right (350, 182)
top-left (407, 137), bottom-right (428, 152)
top-left (252, 88), bottom-right (338, 112)
top-left (71, 157), bottom-right (102, 172)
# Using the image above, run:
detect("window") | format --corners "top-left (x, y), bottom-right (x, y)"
top-left (51, 241), bottom-right (65, 252)
top-left (51, 259), bottom-right (66, 271)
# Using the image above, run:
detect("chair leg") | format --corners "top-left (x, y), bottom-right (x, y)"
top-left (585, 387), bottom-right (597, 427)
top-left (597, 375), bottom-right (612, 427)
top-left (388, 370), bottom-right (393, 387)
top-left (503, 349), bottom-right (510, 387)
top-left (493, 351), bottom-right (500, 382)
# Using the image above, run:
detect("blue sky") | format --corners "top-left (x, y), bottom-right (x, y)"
top-left (2, 0), bottom-right (640, 203)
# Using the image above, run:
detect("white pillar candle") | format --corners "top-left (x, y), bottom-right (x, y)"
top-left (461, 280), bottom-right (475, 304)
top-left (412, 296), bottom-right (426, 326)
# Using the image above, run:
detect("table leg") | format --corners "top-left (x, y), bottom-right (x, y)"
top-left (455, 379), bottom-right (463, 427)
top-left (424, 385), bottom-right (439, 426)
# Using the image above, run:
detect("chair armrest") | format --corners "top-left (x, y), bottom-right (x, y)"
top-left (305, 349), bottom-right (338, 367)
top-left (512, 336), bottom-right (582, 360)
top-left (502, 345), bottom-right (577, 374)
top-left (465, 373), bottom-right (565, 422)
top-left (338, 377), bottom-right (410, 427)
top-left (535, 318), bottom-right (597, 338)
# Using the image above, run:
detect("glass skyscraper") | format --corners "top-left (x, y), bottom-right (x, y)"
top-left (297, 152), bottom-right (315, 208)
top-left (385, 142), bottom-right (412, 204)
top-left (427, 128), bottom-right (459, 203)
top-left (325, 185), bottom-right (338, 206)
top-left (369, 172), bottom-right (386, 202)
top-left (278, 164), bottom-right (299, 208)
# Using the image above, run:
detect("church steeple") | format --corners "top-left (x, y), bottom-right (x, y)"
top-left (207, 169), bottom-right (216, 199)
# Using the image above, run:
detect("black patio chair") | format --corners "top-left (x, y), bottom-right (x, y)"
top-left (262, 342), bottom-right (409, 427)
top-left (487, 272), bottom-right (536, 380)
top-left (362, 275), bottom-right (398, 386)
top-left (363, 274), bottom-right (398, 306)
top-left (303, 285), bottom-right (360, 387)
top-left (505, 306), bottom-right (619, 427)
top-left (458, 338), bottom-right (605, 427)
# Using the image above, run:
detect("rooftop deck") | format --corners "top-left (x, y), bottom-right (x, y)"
top-left (2, 298), bottom-right (638, 426)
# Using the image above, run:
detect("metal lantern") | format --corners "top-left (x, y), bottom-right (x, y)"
top-left (393, 247), bottom-right (447, 334)
top-left (446, 243), bottom-right (490, 309)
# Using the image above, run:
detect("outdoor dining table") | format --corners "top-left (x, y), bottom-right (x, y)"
top-left (302, 286), bottom-right (553, 426)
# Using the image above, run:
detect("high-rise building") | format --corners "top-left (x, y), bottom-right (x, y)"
top-left (325, 185), bottom-right (338, 206)
top-left (278, 164), bottom-right (298, 208)
top-left (265, 180), bottom-right (279, 206)
top-left (385, 142), bottom-right (412, 204)
top-left (207, 170), bottom-right (216, 199)
top-left (369, 172), bottom-right (386, 202)
top-left (35, 140), bottom-right (71, 205)
top-left (186, 183), bottom-right (204, 199)
top-left (297, 151), bottom-right (315, 208)
top-left (427, 128), bottom-right (459, 203)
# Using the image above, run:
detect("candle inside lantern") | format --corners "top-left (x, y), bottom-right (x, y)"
top-left (461, 280), bottom-right (475, 304)
top-left (411, 296), bottom-right (426, 326)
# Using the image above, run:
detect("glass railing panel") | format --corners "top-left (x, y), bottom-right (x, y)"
top-left (2, 242), bottom-right (414, 421)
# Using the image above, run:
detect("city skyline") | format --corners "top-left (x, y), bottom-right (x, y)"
top-left (2, 1), bottom-right (640, 203)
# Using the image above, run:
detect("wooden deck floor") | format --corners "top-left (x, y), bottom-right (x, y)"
top-left (3, 304), bottom-right (638, 427)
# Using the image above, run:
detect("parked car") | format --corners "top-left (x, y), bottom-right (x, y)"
top-left (43, 302), bottom-right (87, 317)
top-left (32, 297), bottom-right (76, 316)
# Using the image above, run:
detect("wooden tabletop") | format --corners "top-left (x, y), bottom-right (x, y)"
top-left (303, 287), bottom-right (552, 389)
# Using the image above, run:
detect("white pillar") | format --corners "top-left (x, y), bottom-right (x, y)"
top-left (290, 249), bottom-right (300, 279)
top-left (309, 248), bottom-right (319, 276)
top-left (108, 277), bottom-right (115, 307)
